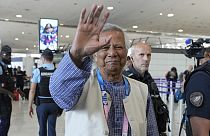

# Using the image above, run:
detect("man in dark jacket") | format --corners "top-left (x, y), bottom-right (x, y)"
top-left (0, 45), bottom-right (15, 136)
top-left (123, 42), bottom-right (159, 95)
top-left (124, 42), bottom-right (168, 135)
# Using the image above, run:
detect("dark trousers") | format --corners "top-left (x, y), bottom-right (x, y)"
top-left (16, 83), bottom-right (24, 92)
top-left (0, 106), bottom-right (12, 136)
top-left (36, 103), bottom-right (60, 136)
top-left (16, 83), bottom-right (25, 100)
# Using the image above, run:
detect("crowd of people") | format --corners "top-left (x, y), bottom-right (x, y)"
top-left (0, 3), bottom-right (210, 136)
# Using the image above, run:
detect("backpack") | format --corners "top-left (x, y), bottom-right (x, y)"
top-left (174, 88), bottom-right (184, 102)
top-left (151, 96), bottom-right (170, 133)
top-left (179, 61), bottom-right (210, 136)
top-left (151, 82), bottom-right (170, 133)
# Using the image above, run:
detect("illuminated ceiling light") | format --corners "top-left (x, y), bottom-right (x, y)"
top-left (34, 45), bottom-right (36, 47)
top-left (60, 23), bottom-right (64, 26)
top-left (22, 32), bottom-right (25, 34)
top-left (26, 48), bottom-right (29, 50)
top-left (167, 14), bottom-right (174, 17)
top-left (4, 18), bottom-right (9, 21)
top-left (107, 6), bottom-right (114, 10)
top-left (60, 35), bottom-right (63, 37)
top-left (159, 13), bottom-right (163, 16)
top-left (178, 29), bottom-right (183, 32)
top-left (15, 38), bottom-right (19, 41)
top-left (65, 35), bottom-right (70, 38)
top-left (16, 14), bottom-right (23, 18)
top-left (132, 25), bottom-right (138, 29)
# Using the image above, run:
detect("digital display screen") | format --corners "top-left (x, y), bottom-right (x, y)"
top-left (39, 18), bottom-right (58, 52)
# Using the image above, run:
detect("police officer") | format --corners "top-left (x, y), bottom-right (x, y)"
top-left (123, 42), bottom-right (168, 135)
top-left (0, 45), bottom-right (15, 136)
top-left (185, 47), bottom-right (210, 136)
top-left (28, 48), bottom-right (62, 136)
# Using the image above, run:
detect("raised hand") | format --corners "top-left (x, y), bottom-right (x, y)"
top-left (70, 4), bottom-right (111, 65)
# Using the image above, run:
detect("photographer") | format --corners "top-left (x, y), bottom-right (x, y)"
top-left (185, 47), bottom-right (210, 136)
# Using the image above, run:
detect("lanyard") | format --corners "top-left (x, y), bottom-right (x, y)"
top-left (96, 69), bottom-right (130, 135)
top-left (96, 69), bottom-right (130, 97)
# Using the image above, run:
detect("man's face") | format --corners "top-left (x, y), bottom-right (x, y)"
top-left (131, 44), bottom-right (151, 73)
top-left (2, 51), bottom-right (11, 65)
top-left (94, 31), bottom-right (127, 75)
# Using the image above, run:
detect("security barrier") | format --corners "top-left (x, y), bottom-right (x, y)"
top-left (154, 78), bottom-right (186, 136)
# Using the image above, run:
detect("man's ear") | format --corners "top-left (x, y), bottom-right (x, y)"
top-left (130, 56), bottom-right (134, 63)
top-left (130, 56), bottom-right (133, 60)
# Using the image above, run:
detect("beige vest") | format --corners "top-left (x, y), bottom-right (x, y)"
top-left (65, 70), bottom-right (148, 136)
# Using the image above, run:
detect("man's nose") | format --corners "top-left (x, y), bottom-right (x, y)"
top-left (107, 46), bottom-right (117, 56)
top-left (143, 55), bottom-right (148, 60)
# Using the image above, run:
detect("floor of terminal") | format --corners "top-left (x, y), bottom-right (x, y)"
top-left (9, 99), bottom-right (186, 136)
top-left (9, 100), bottom-right (65, 136)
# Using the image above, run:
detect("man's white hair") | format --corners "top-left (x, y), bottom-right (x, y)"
top-left (102, 23), bottom-right (130, 49)
top-left (129, 42), bottom-right (151, 57)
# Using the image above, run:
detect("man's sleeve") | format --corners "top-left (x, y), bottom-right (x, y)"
top-left (49, 53), bottom-right (92, 110)
top-left (146, 95), bottom-right (159, 136)
top-left (185, 71), bottom-right (210, 120)
top-left (31, 69), bottom-right (40, 83)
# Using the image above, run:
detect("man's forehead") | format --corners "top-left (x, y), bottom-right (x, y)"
top-left (136, 44), bottom-right (151, 51)
top-left (100, 31), bottom-right (125, 43)
top-left (100, 30), bottom-right (124, 37)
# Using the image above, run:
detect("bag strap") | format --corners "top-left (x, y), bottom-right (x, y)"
top-left (178, 109), bottom-right (187, 136)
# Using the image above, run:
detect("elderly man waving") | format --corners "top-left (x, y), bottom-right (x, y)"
top-left (49, 4), bottom-right (158, 136)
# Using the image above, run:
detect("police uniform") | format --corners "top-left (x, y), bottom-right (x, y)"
top-left (32, 63), bottom-right (61, 136)
top-left (0, 61), bottom-right (14, 136)
top-left (185, 60), bottom-right (210, 123)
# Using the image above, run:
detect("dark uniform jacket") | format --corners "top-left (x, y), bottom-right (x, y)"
top-left (0, 62), bottom-right (14, 116)
top-left (123, 66), bottom-right (159, 95)
top-left (184, 61), bottom-right (210, 135)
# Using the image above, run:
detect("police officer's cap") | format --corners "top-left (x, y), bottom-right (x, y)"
top-left (41, 48), bottom-right (53, 57)
top-left (1, 45), bottom-right (12, 53)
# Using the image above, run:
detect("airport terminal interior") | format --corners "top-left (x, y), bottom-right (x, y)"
top-left (1, 0), bottom-right (210, 136)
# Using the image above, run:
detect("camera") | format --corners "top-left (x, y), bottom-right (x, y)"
top-left (184, 38), bottom-right (210, 59)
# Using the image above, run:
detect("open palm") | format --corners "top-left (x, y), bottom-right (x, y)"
top-left (71, 4), bottom-right (111, 60)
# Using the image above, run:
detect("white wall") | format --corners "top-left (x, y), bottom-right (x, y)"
top-left (149, 53), bottom-right (194, 77)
